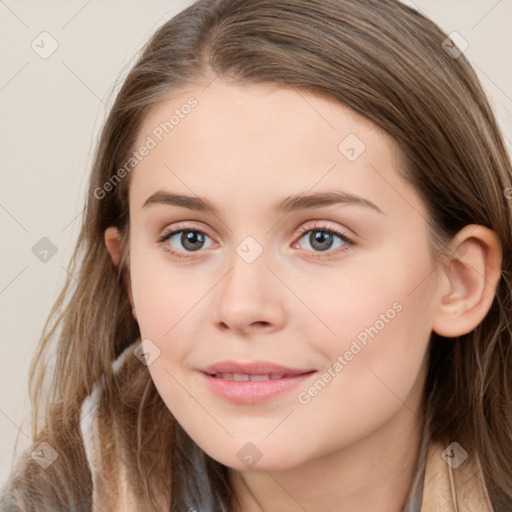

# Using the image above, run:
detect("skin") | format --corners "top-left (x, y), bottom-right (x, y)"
top-left (105, 80), bottom-right (502, 512)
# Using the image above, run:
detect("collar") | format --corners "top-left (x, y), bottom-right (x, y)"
top-left (420, 438), bottom-right (494, 511)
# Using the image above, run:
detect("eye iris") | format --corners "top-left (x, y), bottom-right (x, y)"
top-left (310, 230), bottom-right (333, 251)
top-left (181, 231), bottom-right (205, 251)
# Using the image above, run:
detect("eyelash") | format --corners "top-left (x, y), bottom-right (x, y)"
top-left (157, 221), bottom-right (355, 260)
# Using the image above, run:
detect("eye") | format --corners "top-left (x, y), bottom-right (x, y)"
top-left (158, 223), bottom-right (215, 257)
top-left (293, 223), bottom-right (354, 258)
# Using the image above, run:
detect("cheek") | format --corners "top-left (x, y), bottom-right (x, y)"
top-left (129, 249), bottom-right (217, 403)
top-left (296, 241), bottom-right (435, 401)
top-left (287, 278), bottom-right (433, 456)
top-left (292, 253), bottom-right (431, 350)
top-left (129, 245), bottom-right (208, 339)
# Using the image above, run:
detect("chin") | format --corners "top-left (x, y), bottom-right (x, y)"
top-left (200, 441), bottom-right (307, 473)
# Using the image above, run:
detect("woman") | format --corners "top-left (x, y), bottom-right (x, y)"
top-left (2, 0), bottom-right (511, 510)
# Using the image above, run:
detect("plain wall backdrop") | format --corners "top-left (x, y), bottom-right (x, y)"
top-left (1, 0), bottom-right (511, 485)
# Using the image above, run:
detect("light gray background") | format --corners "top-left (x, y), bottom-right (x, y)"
top-left (1, 0), bottom-right (511, 484)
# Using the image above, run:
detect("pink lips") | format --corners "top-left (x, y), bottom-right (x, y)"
top-left (199, 360), bottom-right (316, 404)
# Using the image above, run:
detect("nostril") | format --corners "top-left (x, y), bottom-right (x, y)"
top-left (251, 321), bottom-right (270, 328)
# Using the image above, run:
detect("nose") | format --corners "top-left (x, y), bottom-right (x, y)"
top-left (213, 249), bottom-right (287, 335)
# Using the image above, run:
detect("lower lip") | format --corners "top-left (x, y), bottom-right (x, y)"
top-left (201, 372), bottom-right (316, 404)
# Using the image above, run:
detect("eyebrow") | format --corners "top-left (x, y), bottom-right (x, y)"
top-left (141, 190), bottom-right (384, 215)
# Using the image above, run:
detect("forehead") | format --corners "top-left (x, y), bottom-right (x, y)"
top-left (135, 80), bottom-right (380, 153)
top-left (129, 80), bottom-right (423, 221)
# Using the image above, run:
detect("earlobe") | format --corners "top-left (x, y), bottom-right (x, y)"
top-left (432, 224), bottom-right (502, 338)
top-left (104, 226), bottom-right (137, 321)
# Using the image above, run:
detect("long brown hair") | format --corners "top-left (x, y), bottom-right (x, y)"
top-left (2, 0), bottom-right (511, 510)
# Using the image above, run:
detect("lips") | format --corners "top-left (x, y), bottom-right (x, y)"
top-left (199, 360), bottom-right (316, 404)
top-left (200, 360), bottom-right (314, 378)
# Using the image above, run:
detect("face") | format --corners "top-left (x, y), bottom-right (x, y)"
top-left (122, 80), bottom-right (441, 471)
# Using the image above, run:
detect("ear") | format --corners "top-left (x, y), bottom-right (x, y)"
top-left (432, 224), bottom-right (502, 337)
top-left (104, 226), bottom-right (137, 321)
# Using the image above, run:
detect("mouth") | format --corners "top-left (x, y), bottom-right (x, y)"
top-left (199, 361), bottom-right (316, 404)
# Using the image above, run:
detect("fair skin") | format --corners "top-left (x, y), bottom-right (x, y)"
top-left (105, 80), bottom-right (502, 512)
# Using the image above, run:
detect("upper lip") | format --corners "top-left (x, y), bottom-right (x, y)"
top-left (200, 360), bottom-right (315, 377)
